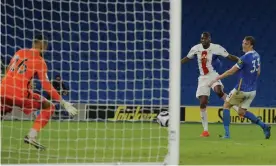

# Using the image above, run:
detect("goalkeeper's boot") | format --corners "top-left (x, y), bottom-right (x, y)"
top-left (263, 125), bottom-right (271, 139)
top-left (24, 136), bottom-right (46, 151)
top-left (200, 131), bottom-right (210, 137)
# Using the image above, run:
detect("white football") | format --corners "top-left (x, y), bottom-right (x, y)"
top-left (157, 111), bottom-right (169, 127)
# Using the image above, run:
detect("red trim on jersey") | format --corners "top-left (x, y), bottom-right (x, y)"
top-left (201, 51), bottom-right (209, 75)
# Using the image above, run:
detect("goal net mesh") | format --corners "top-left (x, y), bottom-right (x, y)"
top-left (1, 0), bottom-right (170, 164)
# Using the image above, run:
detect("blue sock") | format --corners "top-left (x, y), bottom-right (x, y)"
top-left (223, 109), bottom-right (230, 136)
top-left (244, 111), bottom-right (266, 129)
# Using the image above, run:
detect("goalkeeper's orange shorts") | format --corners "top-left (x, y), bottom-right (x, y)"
top-left (0, 90), bottom-right (46, 115)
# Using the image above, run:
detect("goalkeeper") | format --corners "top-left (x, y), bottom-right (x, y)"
top-left (0, 35), bottom-right (78, 150)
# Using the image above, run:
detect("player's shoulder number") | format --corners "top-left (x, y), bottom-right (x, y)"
top-left (250, 58), bottom-right (260, 73)
top-left (9, 55), bottom-right (28, 74)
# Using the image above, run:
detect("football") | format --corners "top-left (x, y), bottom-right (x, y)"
top-left (157, 111), bottom-right (169, 127)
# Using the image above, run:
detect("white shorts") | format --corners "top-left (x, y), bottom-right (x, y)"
top-left (226, 88), bottom-right (256, 109)
top-left (196, 72), bottom-right (223, 98)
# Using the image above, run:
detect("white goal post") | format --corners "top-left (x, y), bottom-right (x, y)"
top-left (168, 0), bottom-right (181, 164)
top-left (1, 0), bottom-right (181, 165)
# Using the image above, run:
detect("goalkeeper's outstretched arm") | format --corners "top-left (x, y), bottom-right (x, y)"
top-left (36, 62), bottom-right (78, 116)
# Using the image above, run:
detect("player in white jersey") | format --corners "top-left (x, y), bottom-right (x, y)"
top-left (181, 32), bottom-right (239, 137)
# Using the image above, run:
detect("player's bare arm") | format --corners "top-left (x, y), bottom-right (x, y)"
top-left (182, 46), bottom-right (197, 64)
top-left (181, 57), bottom-right (191, 64)
top-left (226, 54), bottom-right (239, 62)
top-left (209, 65), bottom-right (239, 87)
top-left (217, 65), bottom-right (239, 80)
top-left (257, 66), bottom-right (261, 76)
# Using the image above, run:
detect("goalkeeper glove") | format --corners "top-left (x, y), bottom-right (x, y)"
top-left (60, 100), bottom-right (79, 116)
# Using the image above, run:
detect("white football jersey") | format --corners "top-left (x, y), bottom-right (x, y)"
top-left (187, 43), bottom-right (229, 76)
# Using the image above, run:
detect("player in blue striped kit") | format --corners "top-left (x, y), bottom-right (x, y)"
top-left (209, 36), bottom-right (271, 139)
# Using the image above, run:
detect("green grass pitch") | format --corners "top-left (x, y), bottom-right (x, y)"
top-left (1, 121), bottom-right (276, 165)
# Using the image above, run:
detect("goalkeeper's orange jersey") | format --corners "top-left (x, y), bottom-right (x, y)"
top-left (0, 48), bottom-right (61, 101)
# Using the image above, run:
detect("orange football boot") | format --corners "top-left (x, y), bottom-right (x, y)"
top-left (200, 131), bottom-right (210, 137)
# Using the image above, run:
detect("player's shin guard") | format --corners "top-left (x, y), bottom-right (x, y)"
top-left (223, 109), bottom-right (230, 137)
top-left (32, 104), bottom-right (55, 132)
top-left (244, 111), bottom-right (266, 129)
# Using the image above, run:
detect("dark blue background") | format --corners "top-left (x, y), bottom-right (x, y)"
top-left (1, 0), bottom-right (276, 107)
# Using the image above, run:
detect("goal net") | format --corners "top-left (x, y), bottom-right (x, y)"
top-left (1, 0), bottom-right (181, 165)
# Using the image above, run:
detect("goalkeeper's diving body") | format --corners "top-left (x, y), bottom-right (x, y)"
top-left (0, 35), bottom-right (78, 150)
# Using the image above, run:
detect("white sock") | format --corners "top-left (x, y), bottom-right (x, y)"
top-left (28, 128), bottom-right (38, 138)
top-left (200, 108), bottom-right (208, 131)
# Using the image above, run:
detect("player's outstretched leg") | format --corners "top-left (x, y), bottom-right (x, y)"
top-left (241, 110), bottom-right (271, 139)
top-left (24, 98), bottom-right (56, 150)
top-left (199, 96), bottom-right (209, 137)
top-left (24, 135), bottom-right (47, 150)
top-left (213, 85), bottom-right (239, 113)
